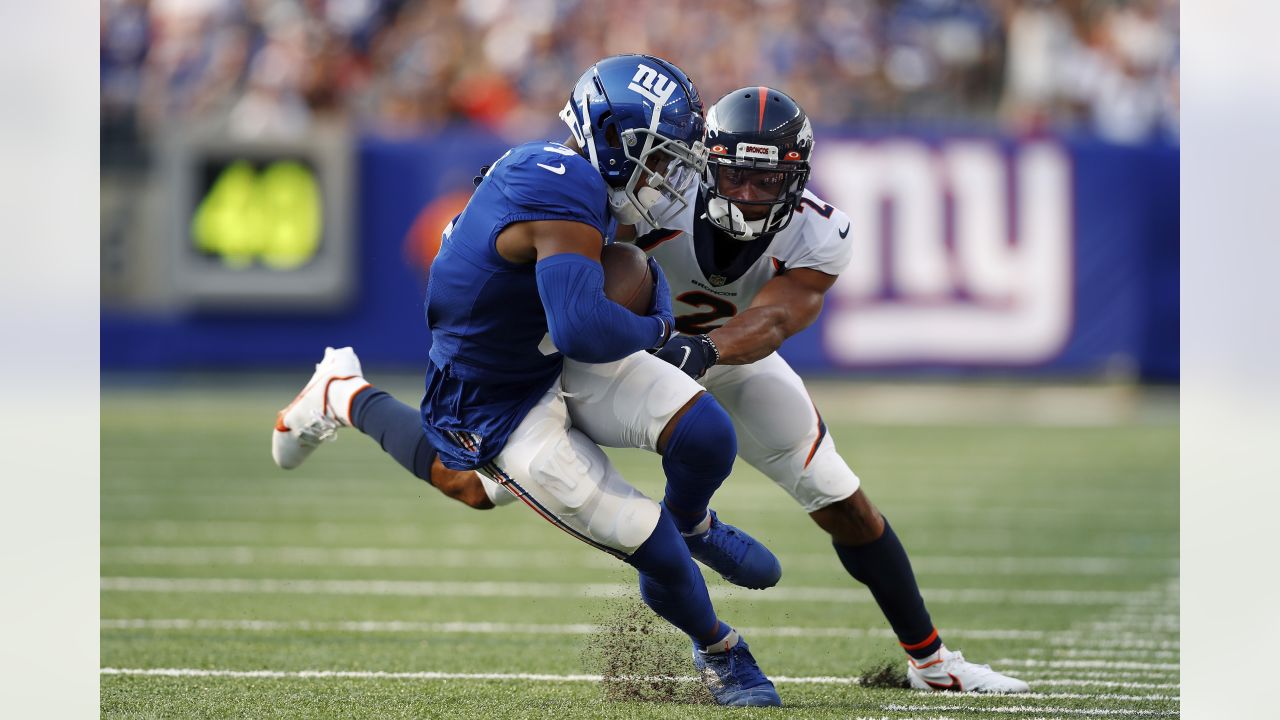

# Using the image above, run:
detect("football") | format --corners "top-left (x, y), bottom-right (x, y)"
top-left (601, 242), bottom-right (653, 315)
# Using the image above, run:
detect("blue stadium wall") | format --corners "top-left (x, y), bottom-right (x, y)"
top-left (101, 128), bottom-right (1178, 381)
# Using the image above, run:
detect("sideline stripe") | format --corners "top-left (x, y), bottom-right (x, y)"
top-left (97, 618), bottom-right (1177, 649)
top-left (1020, 648), bottom-right (1179, 660)
top-left (98, 667), bottom-right (1176, 701)
top-left (882, 704), bottom-right (1172, 717)
top-left (100, 577), bottom-right (1170, 606)
top-left (995, 659), bottom-right (1178, 672)
top-left (100, 545), bottom-right (1178, 575)
top-left (1027, 679), bottom-right (1180, 690)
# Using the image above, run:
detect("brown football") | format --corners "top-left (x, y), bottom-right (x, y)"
top-left (601, 242), bottom-right (653, 315)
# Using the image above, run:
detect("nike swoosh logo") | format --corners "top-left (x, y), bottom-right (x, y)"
top-left (924, 673), bottom-right (963, 692)
top-left (677, 346), bottom-right (692, 369)
top-left (838, 223), bottom-right (850, 239)
top-left (537, 163), bottom-right (566, 175)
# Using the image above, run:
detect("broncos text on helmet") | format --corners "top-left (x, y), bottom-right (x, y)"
top-left (702, 87), bottom-right (814, 241)
top-left (559, 54), bottom-right (707, 228)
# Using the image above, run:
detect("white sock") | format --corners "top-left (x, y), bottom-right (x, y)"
top-left (680, 511), bottom-right (712, 537)
top-left (703, 628), bottom-right (740, 655)
top-left (911, 645), bottom-right (948, 666)
top-left (327, 377), bottom-right (371, 426)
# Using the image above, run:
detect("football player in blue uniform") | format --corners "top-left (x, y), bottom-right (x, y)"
top-left (271, 55), bottom-right (781, 707)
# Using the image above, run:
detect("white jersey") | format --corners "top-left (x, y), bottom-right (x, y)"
top-left (633, 187), bottom-right (853, 334)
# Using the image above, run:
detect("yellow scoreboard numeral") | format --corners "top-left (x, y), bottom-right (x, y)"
top-left (191, 160), bottom-right (323, 270)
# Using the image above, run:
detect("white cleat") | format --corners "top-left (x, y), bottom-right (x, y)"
top-left (271, 347), bottom-right (370, 470)
top-left (907, 646), bottom-right (1030, 694)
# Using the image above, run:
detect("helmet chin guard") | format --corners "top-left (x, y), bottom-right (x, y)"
top-left (705, 197), bottom-right (768, 241)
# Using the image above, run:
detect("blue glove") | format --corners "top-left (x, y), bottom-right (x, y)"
top-left (654, 333), bottom-right (720, 380)
top-left (647, 257), bottom-right (675, 349)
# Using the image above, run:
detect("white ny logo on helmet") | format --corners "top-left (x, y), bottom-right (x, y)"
top-left (627, 64), bottom-right (677, 110)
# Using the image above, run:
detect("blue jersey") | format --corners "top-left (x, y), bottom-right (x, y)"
top-left (421, 141), bottom-right (610, 469)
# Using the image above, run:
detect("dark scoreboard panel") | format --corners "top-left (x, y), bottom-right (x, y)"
top-left (162, 125), bottom-right (354, 310)
top-left (191, 157), bottom-right (323, 270)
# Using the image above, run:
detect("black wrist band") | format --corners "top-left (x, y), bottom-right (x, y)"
top-left (699, 334), bottom-right (721, 366)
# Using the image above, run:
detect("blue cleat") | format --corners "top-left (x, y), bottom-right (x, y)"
top-left (682, 509), bottom-right (782, 589)
top-left (693, 634), bottom-right (782, 707)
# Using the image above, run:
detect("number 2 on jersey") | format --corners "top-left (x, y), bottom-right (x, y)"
top-left (675, 291), bottom-right (738, 334)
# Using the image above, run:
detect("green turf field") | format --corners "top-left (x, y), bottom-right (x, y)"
top-left (101, 379), bottom-right (1178, 719)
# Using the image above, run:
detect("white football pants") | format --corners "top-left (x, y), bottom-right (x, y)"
top-left (481, 351), bottom-right (860, 518)
top-left (700, 352), bottom-right (861, 513)
top-left (476, 351), bottom-right (703, 556)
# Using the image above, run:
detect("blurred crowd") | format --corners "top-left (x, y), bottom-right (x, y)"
top-left (101, 0), bottom-right (1179, 161)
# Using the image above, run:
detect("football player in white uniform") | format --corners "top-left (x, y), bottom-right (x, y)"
top-left (639, 87), bottom-right (1030, 693)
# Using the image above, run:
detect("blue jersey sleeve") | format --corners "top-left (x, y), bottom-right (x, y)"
top-left (535, 253), bottom-right (669, 363)
top-left (489, 143), bottom-right (610, 237)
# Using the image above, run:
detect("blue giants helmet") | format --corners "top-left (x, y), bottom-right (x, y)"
top-left (559, 54), bottom-right (707, 227)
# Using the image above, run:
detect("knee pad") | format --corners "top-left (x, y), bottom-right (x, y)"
top-left (520, 425), bottom-right (660, 554)
top-left (663, 394), bottom-right (737, 478)
top-left (791, 435), bottom-right (862, 513)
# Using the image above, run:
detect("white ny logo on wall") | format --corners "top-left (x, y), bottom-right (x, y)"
top-left (814, 140), bottom-right (1074, 365)
top-left (628, 64), bottom-right (676, 108)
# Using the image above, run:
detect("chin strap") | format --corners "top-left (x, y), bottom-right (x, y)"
top-left (608, 186), bottom-right (666, 226)
top-left (608, 188), bottom-right (643, 225)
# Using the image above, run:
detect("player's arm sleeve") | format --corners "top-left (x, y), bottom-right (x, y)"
top-left (535, 253), bottom-right (668, 363)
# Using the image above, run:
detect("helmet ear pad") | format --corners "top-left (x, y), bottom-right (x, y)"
top-left (598, 114), bottom-right (623, 150)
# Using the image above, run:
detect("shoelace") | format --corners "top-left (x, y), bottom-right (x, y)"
top-left (699, 521), bottom-right (749, 563)
top-left (704, 645), bottom-right (766, 689)
top-left (728, 646), bottom-right (769, 687)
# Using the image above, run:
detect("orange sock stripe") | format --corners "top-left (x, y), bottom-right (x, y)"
top-left (345, 383), bottom-right (373, 426)
top-left (900, 627), bottom-right (939, 651)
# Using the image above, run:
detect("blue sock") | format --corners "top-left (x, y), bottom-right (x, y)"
top-left (625, 507), bottom-right (731, 646)
top-left (350, 388), bottom-right (437, 484)
top-left (660, 394), bottom-right (737, 533)
top-left (832, 518), bottom-right (942, 659)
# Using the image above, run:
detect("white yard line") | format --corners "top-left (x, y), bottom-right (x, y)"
top-left (1026, 679), bottom-right (1179, 690)
top-left (101, 617), bottom-right (1178, 655)
top-left (100, 545), bottom-right (1179, 576)
top-left (995, 659), bottom-right (1178, 672)
top-left (99, 576), bottom-right (1169, 606)
top-left (1019, 648), bottom-right (1179, 661)
top-left (98, 667), bottom-right (1176, 702)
